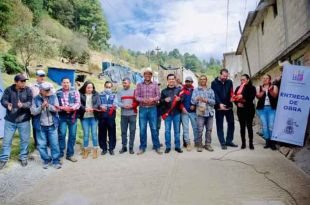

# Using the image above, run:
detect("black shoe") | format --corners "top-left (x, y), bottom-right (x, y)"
top-left (175, 148), bottom-right (183, 153)
top-left (101, 150), bottom-right (107, 155)
top-left (0, 161), bottom-right (7, 170)
top-left (264, 140), bottom-right (270, 149)
top-left (20, 159), bottom-right (28, 167)
top-left (249, 143), bottom-right (254, 150)
top-left (109, 150), bottom-right (115, 155)
top-left (221, 145), bottom-right (227, 150)
top-left (241, 144), bottom-right (246, 149)
top-left (160, 143), bottom-right (163, 147)
top-left (129, 149), bottom-right (134, 154)
top-left (270, 141), bottom-right (277, 150)
top-left (119, 147), bottom-right (127, 154)
top-left (164, 148), bottom-right (171, 154)
top-left (226, 142), bottom-right (238, 147)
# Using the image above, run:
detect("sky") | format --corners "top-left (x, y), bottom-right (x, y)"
top-left (100, 0), bottom-right (258, 61)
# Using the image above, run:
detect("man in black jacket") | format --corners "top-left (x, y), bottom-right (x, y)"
top-left (0, 74), bottom-right (33, 169)
top-left (211, 69), bottom-right (238, 150)
top-left (160, 74), bottom-right (184, 153)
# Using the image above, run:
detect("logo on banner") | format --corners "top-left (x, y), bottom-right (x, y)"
top-left (292, 70), bottom-right (304, 82)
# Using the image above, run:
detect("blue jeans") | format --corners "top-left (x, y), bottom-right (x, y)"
top-left (0, 120), bottom-right (30, 161)
top-left (36, 125), bottom-right (60, 165)
top-left (257, 106), bottom-right (276, 140)
top-left (215, 109), bottom-right (235, 145)
top-left (139, 107), bottom-right (160, 150)
top-left (81, 117), bottom-right (98, 148)
top-left (58, 116), bottom-right (77, 158)
top-left (164, 114), bottom-right (181, 149)
top-left (181, 112), bottom-right (198, 144)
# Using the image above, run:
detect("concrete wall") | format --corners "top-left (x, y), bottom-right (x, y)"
top-left (223, 53), bottom-right (242, 83)
top-left (241, 0), bottom-right (309, 80)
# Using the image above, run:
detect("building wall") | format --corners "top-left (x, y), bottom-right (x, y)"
top-left (241, 0), bottom-right (309, 79)
top-left (223, 53), bottom-right (242, 83)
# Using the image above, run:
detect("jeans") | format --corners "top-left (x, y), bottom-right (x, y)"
top-left (181, 112), bottom-right (199, 144)
top-left (0, 120), bottom-right (30, 161)
top-left (256, 106), bottom-right (276, 140)
top-left (139, 107), bottom-right (160, 150)
top-left (164, 114), bottom-right (181, 149)
top-left (58, 116), bottom-right (77, 158)
top-left (197, 116), bottom-right (214, 145)
top-left (36, 125), bottom-right (60, 165)
top-left (98, 117), bottom-right (116, 151)
top-left (81, 117), bottom-right (98, 148)
top-left (215, 109), bottom-right (235, 145)
top-left (121, 115), bottom-right (136, 149)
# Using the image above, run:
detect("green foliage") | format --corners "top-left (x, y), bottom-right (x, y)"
top-left (0, 0), bottom-right (33, 38)
top-left (0, 53), bottom-right (23, 74)
top-left (22, 0), bottom-right (44, 25)
top-left (60, 33), bottom-right (89, 64)
top-left (46, 0), bottom-right (110, 49)
top-left (11, 26), bottom-right (58, 72)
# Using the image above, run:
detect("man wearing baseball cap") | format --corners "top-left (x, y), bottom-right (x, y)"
top-left (31, 82), bottom-right (61, 169)
top-left (0, 74), bottom-right (33, 169)
top-left (30, 69), bottom-right (55, 147)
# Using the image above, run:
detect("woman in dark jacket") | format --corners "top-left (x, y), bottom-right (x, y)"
top-left (79, 81), bottom-right (101, 159)
top-left (233, 74), bottom-right (256, 150)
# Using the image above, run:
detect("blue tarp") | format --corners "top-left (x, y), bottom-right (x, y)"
top-left (102, 63), bottom-right (143, 84)
top-left (48, 67), bottom-right (75, 85)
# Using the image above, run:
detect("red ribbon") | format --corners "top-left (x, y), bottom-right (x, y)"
top-left (162, 90), bottom-right (185, 120)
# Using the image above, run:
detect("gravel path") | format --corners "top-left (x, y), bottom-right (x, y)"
top-left (1, 122), bottom-right (310, 205)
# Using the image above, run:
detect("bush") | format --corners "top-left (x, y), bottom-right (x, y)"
top-left (0, 53), bottom-right (23, 74)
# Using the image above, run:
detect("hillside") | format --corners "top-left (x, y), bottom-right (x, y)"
top-left (0, 0), bottom-right (221, 80)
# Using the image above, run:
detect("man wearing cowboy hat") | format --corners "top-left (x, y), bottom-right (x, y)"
top-left (134, 67), bottom-right (162, 155)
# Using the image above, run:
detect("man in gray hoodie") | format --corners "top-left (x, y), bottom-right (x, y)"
top-left (117, 78), bottom-right (138, 154)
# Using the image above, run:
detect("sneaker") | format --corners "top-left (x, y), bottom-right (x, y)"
top-left (119, 147), bottom-right (127, 154)
top-left (43, 162), bottom-right (49, 169)
top-left (129, 149), bottom-right (134, 154)
top-left (66, 156), bottom-right (78, 162)
top-left (221, 145), bottom-right (227, 150)
top-left (137, 149), bottom-right (145, 155)
top-left (175, 148), bottom-right (183, 153)
top-left (165, 148), bottom-right (171, 154)
top-left (0, 161), bottom-right (7, 170)
top-left (20, 159), bottom-right (28, 167)
top-left (186, 144), bottom-right (192, 152)
top-left (155, 148), bottom-right (163, 155)
top-left (204, 145), bottom-right (214, 152)
top-left (53, 164), bottom-right (62, 169)
top-left (101, 150), bottom-right (108, 155)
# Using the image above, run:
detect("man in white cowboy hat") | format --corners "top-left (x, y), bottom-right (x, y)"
top-left (134, 67), bottom-right (162, 155)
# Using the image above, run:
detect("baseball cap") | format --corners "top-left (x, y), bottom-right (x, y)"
top-left (36, 70), bottom-right (46, 77)
top-left (185, 76), bottom-right (193, 82)
top-left (39, 82), bottom-right (52, 91)
top-left (14, 74), bottom-right (28, 82)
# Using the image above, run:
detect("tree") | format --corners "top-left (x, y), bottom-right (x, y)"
top-left (12, 26), bottom-right (57, 74)
top-left (22, 0), bottom-right (44, 25)
top-left (0, 0), bottom-right (13, 38)
top-left (48, 0), bottom-right (75, 28)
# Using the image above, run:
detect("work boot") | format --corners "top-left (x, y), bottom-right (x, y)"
top-left (82, 148), bottom-right (90, 159)
top-left (93, 148), bottom-right (98, 159)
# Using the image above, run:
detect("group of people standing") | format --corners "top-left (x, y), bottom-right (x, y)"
top-left (0, 67), bottom-right (279, 170)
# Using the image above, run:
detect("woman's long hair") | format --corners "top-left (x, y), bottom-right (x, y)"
top-left (79, 81), bottom-right (96, 94)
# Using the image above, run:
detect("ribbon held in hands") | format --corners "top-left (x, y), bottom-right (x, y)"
top-left (231, 83), bottom-right (246, 102)
top-left (162, 90), bottom-right (185, 120)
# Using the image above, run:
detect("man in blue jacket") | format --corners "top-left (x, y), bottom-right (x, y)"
top-left (211, 69), bottom-right (238, 150)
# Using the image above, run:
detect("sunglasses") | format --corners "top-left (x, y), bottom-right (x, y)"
top-left (185, 81), bottom-right (193, 83)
